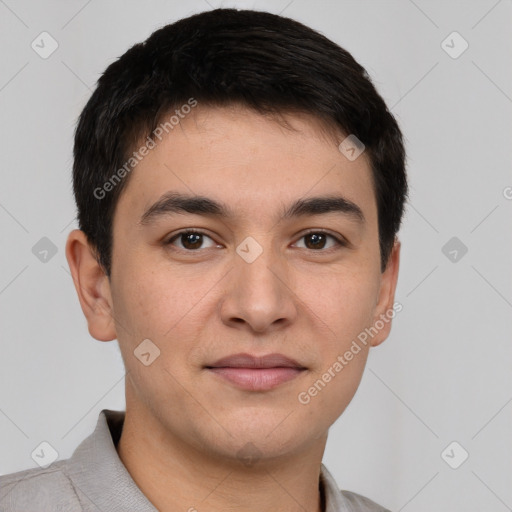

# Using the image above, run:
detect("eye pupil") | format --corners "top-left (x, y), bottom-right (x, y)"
top-left (182, 233), bottom-right (202, 249)
top-left (305, 233), bottom-right (326, 249)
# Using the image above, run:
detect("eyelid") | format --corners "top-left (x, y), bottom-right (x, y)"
top-left (165, 228), bottom-right (348, 251)
top-left (293, 228), bottom-right (348, 249)
top-left (165, 229), bottom-right (219, 248)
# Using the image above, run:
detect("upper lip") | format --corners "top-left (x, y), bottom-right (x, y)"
top-left (206, 353), bottom-right (305, 369)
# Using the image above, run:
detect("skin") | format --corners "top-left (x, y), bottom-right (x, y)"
top-left (66, 104), bottom-right (400, 512)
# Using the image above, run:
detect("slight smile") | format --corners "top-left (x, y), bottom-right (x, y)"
top-left (205, 353), bottom-right (307, 391)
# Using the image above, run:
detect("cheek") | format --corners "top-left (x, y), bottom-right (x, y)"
top-left (111, 261), bottom-right (200, 340)
top-left (292, 266), bottom-right (377, 416)
top-left (113, 268), bottom-right (196, 411)
top-left (296, 265), bottom-right (379, 344)
top-left (110, 261), bottom-right (219, 394)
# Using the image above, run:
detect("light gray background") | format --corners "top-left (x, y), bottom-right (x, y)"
top-left (1, 1), bottom-right (511, 511)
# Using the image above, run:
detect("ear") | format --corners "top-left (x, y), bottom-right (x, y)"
top-left (369, 238), bottom-right (401, 348)
top-left (65, 229), bottom-right (117, 341)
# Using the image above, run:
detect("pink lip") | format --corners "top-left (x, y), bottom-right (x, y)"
top-left (206, 353), bottom-right (306, 391)
top-left (208, 353), bottom-right (303, 369)
top-left (208, 367), bottom-right (304, 391)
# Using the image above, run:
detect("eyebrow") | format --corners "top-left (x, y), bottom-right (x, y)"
top-left (139, 191), bottom-right (365, 226)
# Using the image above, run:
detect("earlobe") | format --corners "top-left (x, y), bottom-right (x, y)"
top-left (370, 238), bottom-right (401, 348)
top-left (65, 229), bottom-right (117, 342)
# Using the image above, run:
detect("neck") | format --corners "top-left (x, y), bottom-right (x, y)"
top-left (116, 389), bottom-right (327, 512)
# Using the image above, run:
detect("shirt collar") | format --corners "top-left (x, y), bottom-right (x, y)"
top-left (66, 409), bottom-right (351, 512)
top-left (66, 409), bottom-right (157, 511)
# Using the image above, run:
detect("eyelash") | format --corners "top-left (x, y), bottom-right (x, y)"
top-left (164, 229), bottom-right (347, 253)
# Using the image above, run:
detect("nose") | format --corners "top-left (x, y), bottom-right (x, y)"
top-left (219, 241), bottom-right (298, 334)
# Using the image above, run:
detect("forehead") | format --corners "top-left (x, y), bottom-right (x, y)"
top-left (115, 105), bottom-right (377, 227)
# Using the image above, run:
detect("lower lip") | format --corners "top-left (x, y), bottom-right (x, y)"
top-left (207, 367), bottom-right (304, 391)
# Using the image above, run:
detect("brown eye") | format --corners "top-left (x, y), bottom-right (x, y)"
top-left (294, 231), bottom-right (345, 251)
top-left (304, 232), bottom-right (327, 249)
top-left (166, 231), bottom-right (216, 251)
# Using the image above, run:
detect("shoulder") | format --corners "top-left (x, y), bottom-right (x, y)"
top-left (0, 461), bottom-right (83, 512)
top-left (339, 489), bottom-right (392, 512)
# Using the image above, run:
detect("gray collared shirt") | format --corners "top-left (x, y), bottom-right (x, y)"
top-left (0, 409), bottom-right (390, 512)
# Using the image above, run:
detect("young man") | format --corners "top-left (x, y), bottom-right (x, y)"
top-left (0, 8), bottom-right (407, 512)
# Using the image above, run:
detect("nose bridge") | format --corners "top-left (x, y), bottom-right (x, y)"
top-left (235, 233), bottom-right (285, 297)
top-left (220, 234), bottom-right (297, 332)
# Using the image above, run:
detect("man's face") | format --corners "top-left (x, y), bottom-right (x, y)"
top-left (104, 105), bottom-right (398, 461)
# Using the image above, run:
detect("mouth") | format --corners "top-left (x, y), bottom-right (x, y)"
top-left (205, 353), bottom-right (306, 391)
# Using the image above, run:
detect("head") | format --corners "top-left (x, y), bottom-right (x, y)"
top-left (66, 8), bottom-right (408, 465)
